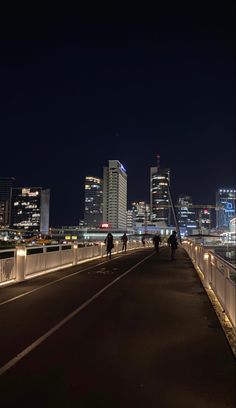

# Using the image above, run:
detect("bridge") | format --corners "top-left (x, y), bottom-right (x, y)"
top-left (0, 242), bottom-right (235, 407)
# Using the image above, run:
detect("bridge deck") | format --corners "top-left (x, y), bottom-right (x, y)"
top-left (0, 247), bottom-right (235, 407)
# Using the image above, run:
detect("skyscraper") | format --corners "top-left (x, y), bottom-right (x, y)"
top-left (40, 188), bottom-right (50, 234)
top-left (84, 176), bottom-right (103, 228)
top-left (131, 201), bottom-right (150, 227)
top-left (0, 177), bottom-right (15, 226)
top-left (11, 187), bottom-right (50, 233)
top-left (216, 188), bottom-right (236, 230)
top-left (198, 208), bottom-right (211, 232)
top-left (150, 167), bottom-right (170, 226)
top-left (127, 210), bottom-right (135, 231)
top-left (177, 196), bottom-right (197, 234)
top-left (103, 160), bottom-right (127, 229)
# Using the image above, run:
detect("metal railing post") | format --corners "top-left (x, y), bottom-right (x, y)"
top-left (73, 243), bottom-right (78, 265)
top-left (100, 242), bottom-right (105, 257)
top-left (203, 251), bottom-right (210, 289)
top-left (16, 246), bottom-right (26, 282)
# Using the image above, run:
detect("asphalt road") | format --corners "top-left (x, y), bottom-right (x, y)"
top-left (0, 247), bottom-right (235, 407)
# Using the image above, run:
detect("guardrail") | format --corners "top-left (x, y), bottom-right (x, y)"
top-left (0, 240), bottom-right (152, 287)
top-left (183, 241), bottom-right (236, 331)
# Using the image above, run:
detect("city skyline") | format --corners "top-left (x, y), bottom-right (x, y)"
top-left (2, 161), bottom-right (235, 227)
top-left (0, 5), bottom-right (235, 225)
top-left (0, 164), bottom-right (236, 230)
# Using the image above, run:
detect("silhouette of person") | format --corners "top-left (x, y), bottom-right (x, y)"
top-left (121, 233), bottom-right (128, 252)
top-left (104, 233), bottom-right (114, 259)
top-left (167, 231), bottom-right (178, 260)
top-left (141, 235), bottom-right (146, 247)
top-left (153, 234), bottom-right (161, 253)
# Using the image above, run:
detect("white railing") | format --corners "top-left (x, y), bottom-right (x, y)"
top-left (183, 241), bottom-right (236, 331)
top-left (0, 249), bottom-right (16, 284)
top-left (0, 240), bottom-right (153, 287)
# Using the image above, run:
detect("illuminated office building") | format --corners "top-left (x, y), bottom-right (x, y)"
top-left (216, 188), bottom-right (236, 230)
top-left (103, 160), bottom-right (127, 229)
top-left (0, 177), bottom-right (15, 226)
top-left (131, 201), bottom-right (150, 227)
top-left (84, 176), bottom-right (103, 228)
top-left (0, 202), bottom-right (5, 227)
top-left (198, 208), bottom-right (211, 232)
top-left (177, 196), bottom-right (197, 234)
top-left (127, 210), bottom-right (135, 231)
top-left (150, 167), bottom-right (170, 226)
top-left (11, 187), bottom-right (50, 233)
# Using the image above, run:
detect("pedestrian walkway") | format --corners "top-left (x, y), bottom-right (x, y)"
top-left (0, 246), bottom-right (235, 407)
top-left (127, 245), bottom-right (235, 407)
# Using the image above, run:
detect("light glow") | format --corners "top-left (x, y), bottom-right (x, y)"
top-left (17, 248), bottom-right (26, 257)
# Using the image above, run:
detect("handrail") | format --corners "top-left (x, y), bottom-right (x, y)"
top-left (208, 250), bottom-right (236, 272)
top-left (183, 240), bottom-right (236, 335)
top-left (0, 240), bottom-right (152, 287)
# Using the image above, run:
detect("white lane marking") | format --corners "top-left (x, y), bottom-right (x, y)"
top-left (0, 250), bottom-right (142, 307)
top-left (0, 261), bottom-right (105, 306)
top-left (0, 252), bottom-right (154, 376)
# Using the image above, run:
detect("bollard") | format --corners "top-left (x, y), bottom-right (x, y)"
top-left (16, 246), bottom-right (26, 282)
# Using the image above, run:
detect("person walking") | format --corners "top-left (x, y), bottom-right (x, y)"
top-left (104, 232), bottom-right (114, 259)
top-left (153, 233), bottom-right (161, 253)
top-left (141, 235), bottom-right (146, 247)
top-left (167, 231), bottom-right (178, 260)
top-left (121, 232), bottom-right (128, 253)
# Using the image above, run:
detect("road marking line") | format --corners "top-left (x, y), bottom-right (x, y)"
top-left (0, 250), bottom-right (144, 307)
top-left (0, 261), bottom-right (105, 306)
top-left (0, 252), bottom-right (154, 376)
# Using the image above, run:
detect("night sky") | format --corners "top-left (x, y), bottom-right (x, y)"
top-left (0, 4), bottom-right (235, 226)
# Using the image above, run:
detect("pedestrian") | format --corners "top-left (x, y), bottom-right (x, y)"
top-left (121, 232), bottom-right (128, 253)
top-left (104, 232), bottom-right (114, 259)
top-left (141, 235), bottom-right (146, 247)
top-left (153, 233), bottom-right (161, 253)
top-left (167, 231), bottom-right (178, 260)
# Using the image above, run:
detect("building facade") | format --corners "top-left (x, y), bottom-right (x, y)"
top-left (216, 188), bottom-right (236, 230)
top-left (131, 201), bottom-right (150, 231)
top-left (177, 196), bottom-right (197, 234)
top-left (11, 187), bottom-right (50, 233)
top-left (0, 177), bottom-right (15, 226)
top-left (84, 176), bottom-right (103, 228)
top-left (103, 160), bottom-right (127, 230)
top-left (150, 167), bottom-right (170, 226)
top-left (198, 208), bottom-right (211, 232)
top-left (127, 210), bottom-right (135, 231)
